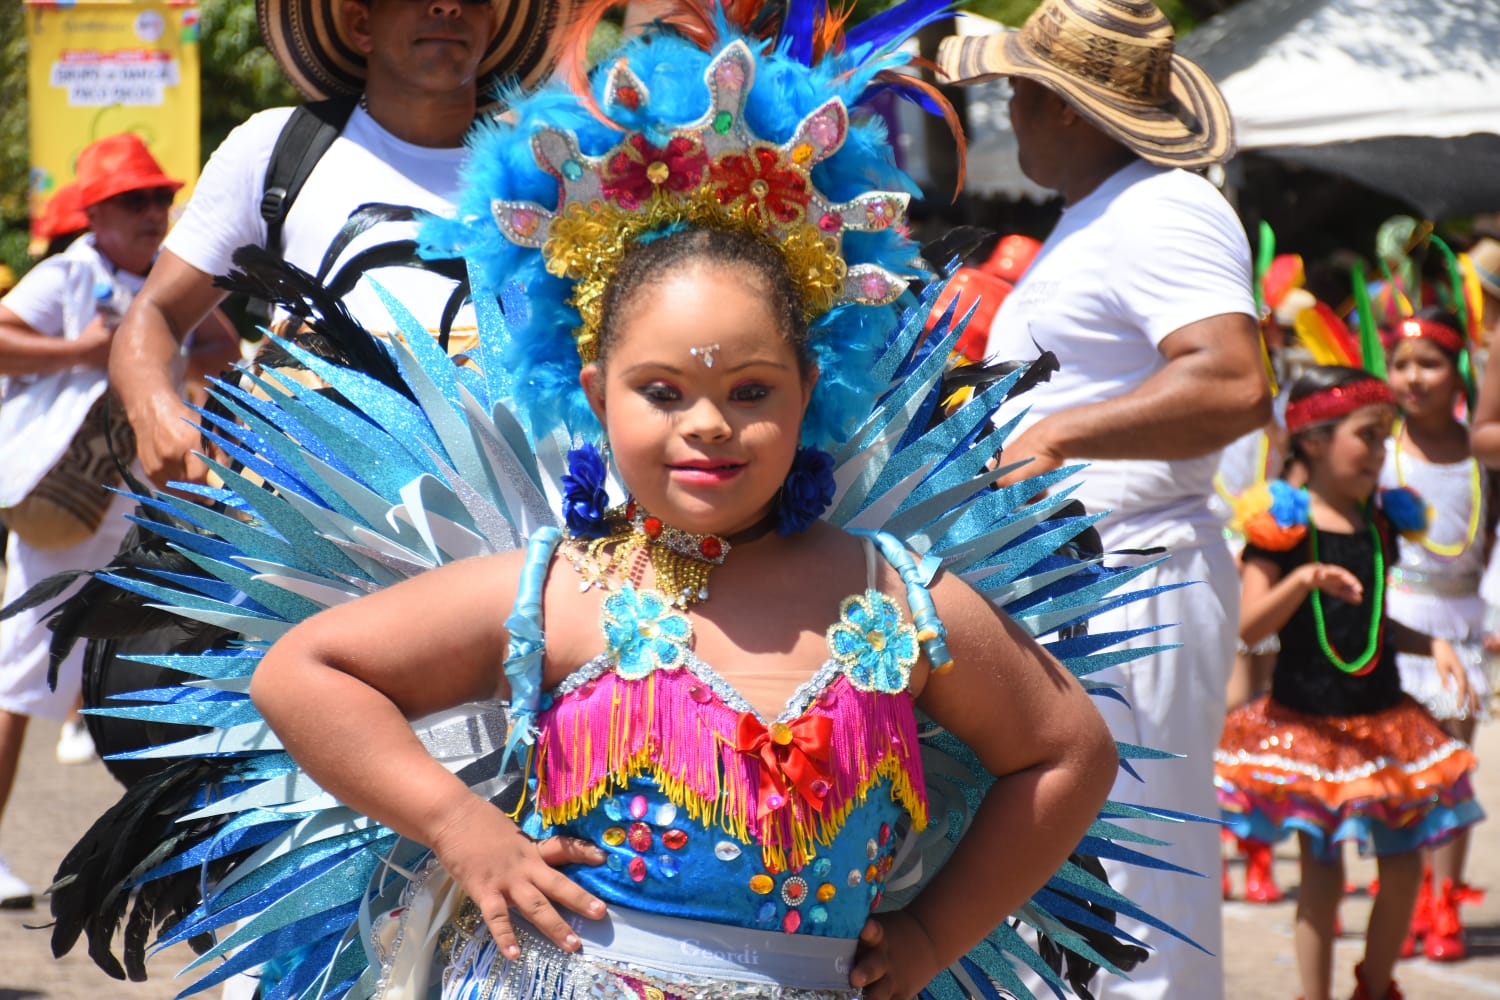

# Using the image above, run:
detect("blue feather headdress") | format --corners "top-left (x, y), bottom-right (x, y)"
top-left (423, 1), bottom-right (962, 450)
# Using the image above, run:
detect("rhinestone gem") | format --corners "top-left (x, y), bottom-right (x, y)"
top-left (715, 841), bottom-right (743, 862)
top-left (712, 111), bottom-right (734, 134)
top-left (628, 822), bottom-right (653, 852)
top-left (817, 212), bottom-right (842, 234)
top-left (655, 802), bottom-right (678, 826)
top-left (616, 85), bottom-right (640, 110)
top-left (510, 208), bottom-right (539, 237)
top-left (715, 60), bottom-right (746, 89)
top-left (867, 838), bottom-right (878, 860)
top-left (643, 517), bottom-right (663, 539)
top-left (646, 161), bottom-right (670, 185)
top-left (577, 678), bottom-right (597, 697)
top-left (561, 159), bottom-right (584, 181)
top-left (629, 795), bottom-right (649, 819)
top-left (769, 722), bottom-right (793, 746)
top-left (607, 854), bottom-right (623, 872)
top-left (700, 536), bottom-right (722, 559)
top-left (629, 856), bottom-right (647, 882)
top-left (658, 855), bottom-right (680, 878)
top-left (757, 900), bottom-right (778, 924)
top-left (749, 179), bottom-right (770, 198)
top-left (791, 142), bottom-right (814, 164)
top-left (865, 864), bottom-right (878, 882)
top-left (816, 883), bottom-right (836, 902)
top-left (848, 869), bottom-right (863, 887)
top-left (603, 798), bottom-right (624, 821)
top-left (766, 793), bottom-right (785, 811)
top-left (689, 683), bottom-right (714, 704)
top-left (807, 112), bottom-right (840, 148)
top-left (644, 989), bottom-right (666, 1000)
top-left (817, 687), bottom-right (838, 708)
top-left (780, 876), bottom-right (808, 906)
top-left (809, 904), bottom-right (829, 925)
top-left (749, 874), bottom-right (775, 895)
top-left (782, 910), bottom-right (802, 934)
top-left (811, 857), bottom-right (832, 877)
top-left (879, 822), bottom-right (891, 845)
top-left (859, 273), bottom-right (889, 300)
top-left (601, 827), bottom-right (626, 847)
top-left (663, 829), bottom-right (689, 850)
top-left (809, 778), bottom-right (830, 799)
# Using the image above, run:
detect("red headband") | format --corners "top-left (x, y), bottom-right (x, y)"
top-left (1393, 317), bottom-right (1464, 355)
top-left (1285, 378), bottom-right (1395, 434)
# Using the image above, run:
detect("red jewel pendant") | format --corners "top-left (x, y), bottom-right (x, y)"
top-left (643, 516), bottom-right (663, 539)
top-left (700, 536), bottom-right (722, 560)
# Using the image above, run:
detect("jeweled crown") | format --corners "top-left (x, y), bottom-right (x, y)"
top-left (489, 41), bottom-right (911, 363)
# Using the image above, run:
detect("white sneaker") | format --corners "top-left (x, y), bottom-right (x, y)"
top-left (56, 719), bottom-right (98, 766)
top-left (0, 855), bottom-right (33, 909)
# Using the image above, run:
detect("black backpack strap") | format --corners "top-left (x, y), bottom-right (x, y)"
top-left (259, 95), bottom-right (359, 256)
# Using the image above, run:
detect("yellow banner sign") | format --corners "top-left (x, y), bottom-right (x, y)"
top-left (25, 1), bottom-right (200, 237)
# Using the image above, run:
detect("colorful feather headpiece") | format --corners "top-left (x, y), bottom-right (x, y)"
top-left (426, 0), bottom-right (961, 449)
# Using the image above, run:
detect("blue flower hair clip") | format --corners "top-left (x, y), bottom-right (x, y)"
top-left (1376, 486), bottom-right (1428, 540)
top-left (561, 443), bottom-right (611, 538)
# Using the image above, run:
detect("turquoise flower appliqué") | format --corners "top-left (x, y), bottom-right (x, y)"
top-left (601, 585), bottom-right (693, 680)
top-left (826, 590), bottom-right (917, 692)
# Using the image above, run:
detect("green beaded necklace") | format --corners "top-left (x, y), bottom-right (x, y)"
top-left (1307, 511), bottom-right (1385, 675)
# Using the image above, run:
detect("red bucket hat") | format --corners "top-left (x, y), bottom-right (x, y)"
top-left (34, 181), bottom-right (90, 242)
top-left (75, 134), bottom-right (183, 209)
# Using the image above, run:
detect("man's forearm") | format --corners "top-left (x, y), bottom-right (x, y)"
top-left (110, 298), bottom-right (190, 416)
top-left (1039, 367), bottom-right (1270, 461)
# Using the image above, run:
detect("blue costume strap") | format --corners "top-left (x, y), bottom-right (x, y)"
top-left (854, 529), bottom-right (954, 673)
top-left (502, 526), bottom-right (563, 765)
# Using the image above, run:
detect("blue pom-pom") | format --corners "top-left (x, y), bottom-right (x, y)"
top-left (1378, 486), bottom-right (1428, 535)
top-left (561, 443), bottom-right (610, 538)
top-left (1267, 480), bottom-right (1309, 528)
top-left (777, 446), bottom-right (836, 535)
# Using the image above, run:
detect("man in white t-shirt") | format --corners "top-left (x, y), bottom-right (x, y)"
top-left (111, 0), bottom-right (569, 489)
top-left (940, 3), bottom-right (1270, 998)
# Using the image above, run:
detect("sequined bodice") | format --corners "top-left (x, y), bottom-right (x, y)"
top-left (519, 580), bottom-right (929, 940)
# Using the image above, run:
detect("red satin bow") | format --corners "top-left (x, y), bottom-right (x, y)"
top-left (734, 713), bottom-right (834, 821)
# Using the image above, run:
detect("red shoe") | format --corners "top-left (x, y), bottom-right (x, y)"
top-left (1242, 840), bottom-right (1283, 903)
top-left (1349, 961), bottom-right (1404, 1000)
top-left (1399, 867), bottom-right (1432, 959)
top-left (1424, 878), bottom-right (1467, 961)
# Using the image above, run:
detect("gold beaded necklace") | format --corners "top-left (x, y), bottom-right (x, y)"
top-left (566, 500), bottom-right (731, 608)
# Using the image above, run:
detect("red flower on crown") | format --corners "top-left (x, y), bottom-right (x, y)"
top-left (711, 146), bottom-right (811, 224)
top-left (602, 134), bottom-right (709, 210)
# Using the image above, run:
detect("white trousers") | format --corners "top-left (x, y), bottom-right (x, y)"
top-left (0, 491), bottom-right (133, 719)
top-left (1087, 541), bottom-right (1239, 1000)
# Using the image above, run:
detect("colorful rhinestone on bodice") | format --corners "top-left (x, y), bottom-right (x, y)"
top-left (520, 583), bottom-right (928, 939)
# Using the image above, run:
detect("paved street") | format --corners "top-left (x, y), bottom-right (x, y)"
top-left (1, 716), bottom-right (1496, 998)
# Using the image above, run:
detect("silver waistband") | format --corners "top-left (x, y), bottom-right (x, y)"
top-left (442, 905), bottom-right (860, 1000)
top-left (1388, 567), bottom-right (1481, 599)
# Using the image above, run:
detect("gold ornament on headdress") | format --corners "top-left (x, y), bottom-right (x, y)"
top-left (489, 41), bottom-right (911, 363)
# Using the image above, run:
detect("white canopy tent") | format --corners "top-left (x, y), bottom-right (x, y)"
top-left (958, 0), bottom-right (1500, 218)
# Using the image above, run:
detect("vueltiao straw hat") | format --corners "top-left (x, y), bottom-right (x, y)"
top-left (257, 0), bottom-right (574, 104)
top-left (1471, 238), bottom-right (1500, 300)
top-left (937, 0), bottom-right (1235, 168)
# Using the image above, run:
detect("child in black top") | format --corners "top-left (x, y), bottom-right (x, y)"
top-left (1215, 365), bottom-right (1481, 1000)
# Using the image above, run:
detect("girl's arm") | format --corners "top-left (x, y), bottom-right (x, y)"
top-left (1239, 553), bottom-right (1362, 646)
top-left (850, 569), bottom-right (1117, 1000)
top-left (250, 552), bottom-right (606, 959)
top-left (1386, 623), bottom-right (1479, 715)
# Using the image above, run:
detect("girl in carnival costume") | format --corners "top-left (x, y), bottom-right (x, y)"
top-left (1215, 365), bottom-right (1483, 1000)
top-left (1378, 308), bottom-right (1492, 962)
top-left (41, 4), bottom-right (1206, 999)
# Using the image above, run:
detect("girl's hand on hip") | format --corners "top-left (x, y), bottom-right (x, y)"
top-left (1301, 562), bottom-right (1363, 603)
top-left (849, 911), bottom-right (942, 1000)
top-left (430, 794), bottom-right (607, 959)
